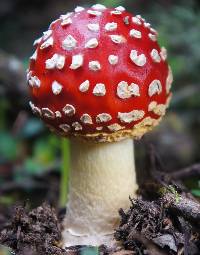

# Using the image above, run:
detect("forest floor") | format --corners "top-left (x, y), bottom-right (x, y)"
top-left (0, 147), bottom-right (200, 255)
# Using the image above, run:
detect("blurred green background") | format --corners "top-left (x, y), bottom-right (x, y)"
top-left (0, 1), bottom-right (200, 247)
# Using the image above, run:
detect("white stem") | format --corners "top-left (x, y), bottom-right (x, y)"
top-left (62, 138), bottom-right (137, 247)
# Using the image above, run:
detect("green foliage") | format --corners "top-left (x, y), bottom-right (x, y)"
top-left (191, 189), bottom-right (200, 197)
top-left (0, 195), bottom-right (14, 205)
top-left (19, 118), bottom-right (44, 138)
top-left (23, 158), bottom-right (44, 175)
top-left (80, 246), bottom-right (99, 255)
top-left (185, 179), bottom-right (200, 197)
top-left (0, 99), bottom-right (9, 129)
top-left (0, 131), bottom-right (17, 161)
top-left (98, 0), bottom-right (123, 7)
top-left (149, 3), bottom-right (200, 84)
top-left (191, 180), bottom-right (200, 197)
top-left (0, 245), bottom-right (13, 255)
top-left (24, 134), bottom-right (60, 175)
top-left (33, 136), bottom-right (59, 164)
top-left (160, 185), bottom-right (181, 203)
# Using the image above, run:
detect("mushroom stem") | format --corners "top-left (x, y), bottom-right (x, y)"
top-left (62, 138), bottom-right (137, 247)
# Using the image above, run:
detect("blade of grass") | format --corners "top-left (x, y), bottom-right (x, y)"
top-left (59, 138), bottom-right (70, 207)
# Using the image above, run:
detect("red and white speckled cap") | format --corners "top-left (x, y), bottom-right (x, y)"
top-left (27, 4), bottom-right (173, 142)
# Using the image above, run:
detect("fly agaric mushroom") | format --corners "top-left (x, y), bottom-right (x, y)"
top-left (27, 4), bottom-right (173, 247)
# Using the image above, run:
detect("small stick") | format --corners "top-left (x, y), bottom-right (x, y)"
top-left (162, 192), bottom-right (200, 229)
top-left (169, 163), bottom-right (200, 180)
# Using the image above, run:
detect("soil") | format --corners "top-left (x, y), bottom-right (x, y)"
top-left (115, 196), bottom-right (200, 255)
top-left (0, 203), bottom-right (66, 255)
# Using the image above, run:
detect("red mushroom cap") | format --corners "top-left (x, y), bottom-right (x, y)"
top-left (28, 4), bottom-right (173, 142)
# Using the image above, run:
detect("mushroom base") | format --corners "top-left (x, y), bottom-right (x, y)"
top-left (62, 138), bottom-right (137, 247)
top-left (63, 232), bottom-right (117, 248)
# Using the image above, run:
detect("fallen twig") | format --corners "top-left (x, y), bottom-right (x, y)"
top-left (169, 163), bottom-right (200, 180)
top-left (163, 191), bottom-right (200, 230)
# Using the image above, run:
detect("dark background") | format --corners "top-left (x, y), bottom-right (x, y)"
top-left (0, 1), bottom-right (200, 242)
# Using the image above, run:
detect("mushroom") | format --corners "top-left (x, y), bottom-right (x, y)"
top-left (27, 5), bottom-right (173, 247)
